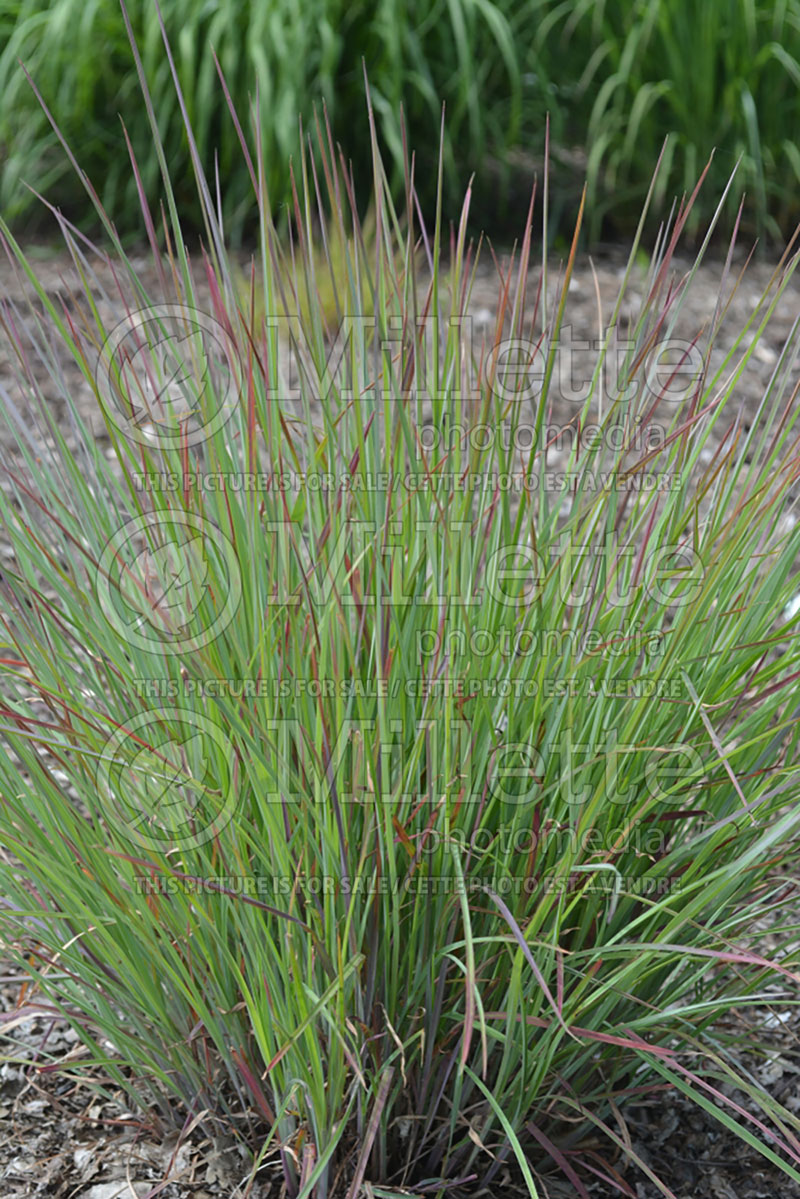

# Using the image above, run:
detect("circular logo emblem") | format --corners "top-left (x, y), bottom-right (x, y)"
top-left (95, 305), bottom-right (242, 448)
top-left (96, 511), bottom-right (242, 654)
top-left (96, 709), bottom-right (237, 850)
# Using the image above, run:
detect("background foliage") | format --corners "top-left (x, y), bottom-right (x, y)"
top-left (2, 0), bottom-right (800, 243)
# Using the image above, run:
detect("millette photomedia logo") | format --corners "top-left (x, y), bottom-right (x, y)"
top-left (96, 511), bottom-right (242, 654)
top-left (96, 710), bottom-right (237, 851)
top-left (95, 305), bottom-right (242, 448)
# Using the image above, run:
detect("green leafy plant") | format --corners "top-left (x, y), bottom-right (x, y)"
top-left (532, 0), bottom-right (800, 242)
top-left (5, 0), bottom-right (800, 246)
top-left (0, 0), bottom-right (529, 239)
top-left (2, 10), bottom-right (800, 1197)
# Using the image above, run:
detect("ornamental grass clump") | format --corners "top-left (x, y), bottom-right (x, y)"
top-left (1, 11), bottom-right (800, 1198)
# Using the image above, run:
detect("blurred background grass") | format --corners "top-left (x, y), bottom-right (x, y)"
top-left (1, 0), bottom-right (799, 247)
